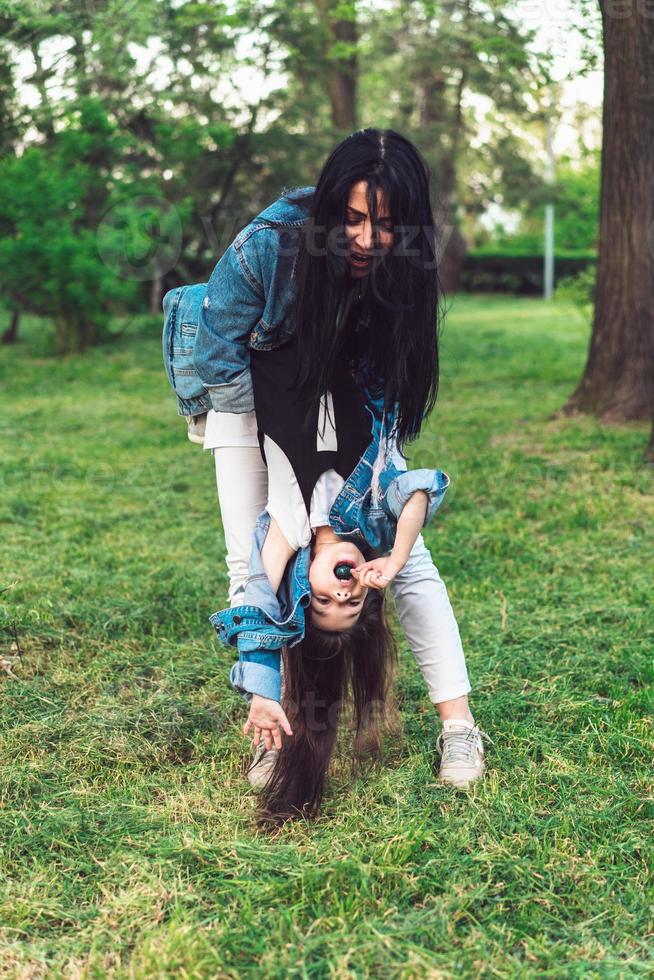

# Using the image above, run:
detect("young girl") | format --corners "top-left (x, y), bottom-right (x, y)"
top-left (209, 335), bottom-right (451, 823)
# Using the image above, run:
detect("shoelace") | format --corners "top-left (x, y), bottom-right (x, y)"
top-left (437, 726), bottom-right (494, 765)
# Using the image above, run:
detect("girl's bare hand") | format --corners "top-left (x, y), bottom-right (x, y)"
top-left (243, 694), bottom-right (293, 751)
top-left (351, 557), bottom-right (401, 591)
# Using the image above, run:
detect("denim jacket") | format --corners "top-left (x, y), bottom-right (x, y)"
top-left (210, 397), bottom-right (450, 703)
top-left (163, 186), bottom-right (334, 417)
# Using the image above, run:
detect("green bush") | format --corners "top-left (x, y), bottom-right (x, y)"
top-left (460, 252), bottom-right (597, 295)
top-left (555, 264), bottom-right (597, 324)
top-left (0, 99), bottom-right (170, 353)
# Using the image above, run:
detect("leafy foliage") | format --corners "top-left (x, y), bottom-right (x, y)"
top-left (0, 102), bottom-right (134, 350)
top-left (488, 152), bottom-right (600, 254)
top-left (0, 0), bottom-right (601, 350)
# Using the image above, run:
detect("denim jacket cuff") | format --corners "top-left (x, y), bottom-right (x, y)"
top-left (176, 394), bottom-right (212, 417)
top-left (230, 659), bottom-right (282, 702)
top-left (384, 469), bottom-right (450, 526)
top-left (204, 368), bottom-right (255, 415)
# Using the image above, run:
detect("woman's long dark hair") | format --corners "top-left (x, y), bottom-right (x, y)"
top-left (288, 128), bottom-right (441, 448)
top-left (255, 588), bottom-right (398, 827)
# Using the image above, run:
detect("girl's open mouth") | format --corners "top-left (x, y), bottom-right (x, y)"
top-left (350, 251), bottom-right (371, 267)
top-left (333, 558), bottom-right (355, 580)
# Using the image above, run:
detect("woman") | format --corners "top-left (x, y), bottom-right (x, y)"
top-left (165, 128), bottom-right (489, 790)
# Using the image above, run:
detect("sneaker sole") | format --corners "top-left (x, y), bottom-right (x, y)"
top-left (246, 749), bottom-right (279, 790)
top-left (439, 763), bottom-right (485, 789)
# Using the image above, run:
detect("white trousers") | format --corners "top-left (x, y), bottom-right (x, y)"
top-left (209, 423), bottom-right (471, 705)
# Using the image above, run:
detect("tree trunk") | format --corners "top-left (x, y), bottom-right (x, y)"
top-left (563, 1), bottom-right (654, 423)
top-left (416, 64), bottom-right (468, 295)
top-left (28, 41), bottom-right (56, 142)
top-left (149, 264), bottom-right (163, 315)
top-left (1, 308), bottom-right (20, 344)
top-left (435, 154), bottom-right (468, 295)
top-left (313, 0), bottom-right (357, 130)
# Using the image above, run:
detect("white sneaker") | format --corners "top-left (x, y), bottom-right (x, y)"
top-left (246, 743), bottom-right (280, 790)
top-left (185, 413), bottom-right (206, 445)
top-left (436, 719), bottom-right (491, 788)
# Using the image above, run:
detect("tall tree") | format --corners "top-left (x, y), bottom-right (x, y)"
top-left (263, 0), bottom-right (358, 135)
top-left (0, 33), bottom-right (23, 343)
top-left (361, 0), bottom-right (546, 292)
top-left (313, 0), bottom-right (358, 130)
top-left (563, 0), bottom-right (654, 449)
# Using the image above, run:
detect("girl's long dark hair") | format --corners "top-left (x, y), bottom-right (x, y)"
top-left (255, 588), bottom-right (397, 827)
top-left (288, 128), bottom-right (441, 447)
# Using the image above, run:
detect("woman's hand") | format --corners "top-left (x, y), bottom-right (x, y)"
top-left (351, 556), bottom-right (402, 591)
top-left (243, 694), bottom-right (293, 751)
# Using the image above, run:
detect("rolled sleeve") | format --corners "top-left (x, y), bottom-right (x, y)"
top-left (230, 650), bottom-right (282, 703)
top-left (383, 469), bottom-right (450, 527)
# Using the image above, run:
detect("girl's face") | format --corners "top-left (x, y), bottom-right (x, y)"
top-left (345, 181), bottom-right (394, 278)
top-left (308, 539), bottom-right (369, 631)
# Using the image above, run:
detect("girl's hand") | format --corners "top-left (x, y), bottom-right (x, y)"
top-left (351, 556), bottom-right (402, 591)
top-left (243, 694), bottom-right (293, 751)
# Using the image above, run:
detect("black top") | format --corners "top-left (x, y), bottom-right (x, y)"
top-left (334, 275), bottom-right (383, 396)
top-left (249, 290), bottom-right (373, 517)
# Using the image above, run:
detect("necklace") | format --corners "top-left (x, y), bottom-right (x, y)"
top-left (352, 275), bottom-right (368, 303)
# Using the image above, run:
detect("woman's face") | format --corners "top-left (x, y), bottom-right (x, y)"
top-left (308, 539), bottom-right (369, 631)
top-left (345, 181), bottom-right (394, 278)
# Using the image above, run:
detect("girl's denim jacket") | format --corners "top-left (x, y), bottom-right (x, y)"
top-left (161, 185), bottom-right (449, 704)
top-left (210, 393), bottom-right (449, 704)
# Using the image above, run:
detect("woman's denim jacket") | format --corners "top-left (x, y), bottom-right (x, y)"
top-left (210, 392), bottom-right (450, 704)
top-left (161, 184), bottom-right (449, 703)
top-left (162, 185), bottom-right (325, 418)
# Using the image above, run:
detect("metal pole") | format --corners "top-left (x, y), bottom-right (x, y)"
top-left (544, 108), bottom-right (555, 299)
top-left (544, 203), bottom-right (555, 299)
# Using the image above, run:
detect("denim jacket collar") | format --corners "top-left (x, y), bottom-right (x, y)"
top-left (250, 185), bottom-right (315, 227)
top-left (209, 511), bottom-right (313, 652)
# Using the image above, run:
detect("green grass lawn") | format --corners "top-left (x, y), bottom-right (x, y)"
top-left (1, 294), bottom-right (652, 978)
